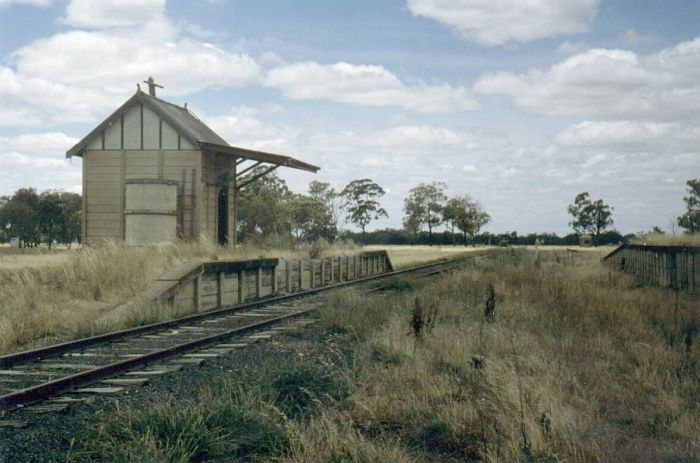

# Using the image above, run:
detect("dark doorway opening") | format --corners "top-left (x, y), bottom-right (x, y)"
top-left (218, 186), bottom-right (228, 245)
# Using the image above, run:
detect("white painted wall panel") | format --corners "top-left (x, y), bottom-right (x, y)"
top-left (87, 134), bottom-right (102, 150)
top-left (123, 104), bottom-right (141, 149)
top-left (180, 137), bottom-right (194, 149)
top-left (143, 106), bottom-right (160, 149)
top-left (104, 121), bottom-right (121, 149)
top-left (162, 121), bottom-right (179, 149)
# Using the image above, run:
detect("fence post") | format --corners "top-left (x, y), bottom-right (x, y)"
top-left (238, 270), bottom-right (245, 303)
top-left (194, 272), bottom-right (201, 312)
top-left (285, 260), bottom-right (291, 293)
top-left (298, 260), bottom-right (303, 290)
top-left (271, 264), bottom-right (277, 294)
top-left (217, 271), bottom-right (224, 308)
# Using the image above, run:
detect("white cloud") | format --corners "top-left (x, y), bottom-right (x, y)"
top-left (406, 0), bottom-right (599, 46)
top-left (13, 31), bottom-right (260, 97)
top-left (0, 0), bottom-right (260, 128)
top-left (555, 121), bottom-right (700, 153)
top-left (265, 61), bottom-right (478, 113)
top-left (62, 0), bottom-right (166, 28)
top-left (556, 40), bottom-right (589, 56)
top-left (619, 29), bottom-right (654, 46)
top-left (474, 38), bottom-right (700, 121)
top-left (0, 67), bottom-right (118, 126)
top-left (0, 132), bottom-right (81, 195)
top-left (0, 0), bottom-right (50, 7)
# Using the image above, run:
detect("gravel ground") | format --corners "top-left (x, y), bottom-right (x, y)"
top-left (0, 317), bottom-right (350, 463)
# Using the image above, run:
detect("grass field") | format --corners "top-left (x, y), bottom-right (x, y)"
top-left (0, 241), bottom-right (498, 354)
top-left (72, 249), bottom-right (699, 462)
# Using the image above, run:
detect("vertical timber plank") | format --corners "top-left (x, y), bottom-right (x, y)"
top-left (286, 260), bottom-right (291, 293)
top-left (217, 271), bottom-right (224, 308)
top-left (239, 270), bottom-right (246, 303)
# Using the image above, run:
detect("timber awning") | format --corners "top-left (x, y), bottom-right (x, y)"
top-left (200, 142), bottom-right (319, 174)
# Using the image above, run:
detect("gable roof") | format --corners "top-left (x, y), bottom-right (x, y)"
top-left (65, 90), bottom-right (319, 173)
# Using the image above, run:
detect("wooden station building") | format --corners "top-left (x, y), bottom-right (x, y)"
top-left (66, 78), bottom-right (319, 246)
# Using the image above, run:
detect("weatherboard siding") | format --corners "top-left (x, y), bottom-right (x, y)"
top-left (84, 148), bottom-right (202, 244)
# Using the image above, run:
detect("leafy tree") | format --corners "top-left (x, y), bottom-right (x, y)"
top-left (38, 191), bottom-right (63, 248)
top-left (443, 195), bottom-right (491, 246)
top-left (236, 168), bottom-right (293, 240)
top-left (58, 191), bottom-right (82, 246)
top-left (340, 178), bottom-right (388, 234)
top-left (288, 194), bottom-right (336, 242)
top-left (308, 180), bottom-right (342, 238)
top-left (0, 189), bottom-right (82, 247)
top-left (2, 188), bottom-right (41, 247)
top-left (677, 178), bottom-right (700, 233)
top-left (567, 192), bottom-right (614, 244)
top-left (403, 182), bottom-right (447, 245)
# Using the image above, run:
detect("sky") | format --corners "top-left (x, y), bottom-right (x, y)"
top-left (0, 0), bottom-right (698, 235)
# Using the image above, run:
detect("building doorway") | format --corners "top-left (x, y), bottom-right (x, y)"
top-left (218, 186), bottom-right (228, 245)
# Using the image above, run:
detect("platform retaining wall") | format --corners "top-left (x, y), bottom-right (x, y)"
top-left (603, 244), bottom-right (699, 293)
top-left (142, 251), bottom-right (393, 312)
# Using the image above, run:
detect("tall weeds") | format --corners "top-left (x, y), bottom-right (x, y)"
top-left (318, 250), bottom-right (700, 462)
top-left (0, 239), bottom-right (361, 354)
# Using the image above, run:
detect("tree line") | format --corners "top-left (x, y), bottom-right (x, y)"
top-left (2, 175), bottom-right (696, 248)
top-left (566, 178), bottom-right (699, 244)
top-left (0, 188), bottom-right (81, 248)
top-left (237, 169), bottom-right (491, 247)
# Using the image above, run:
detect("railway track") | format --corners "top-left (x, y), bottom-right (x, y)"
top-left (0, 251), bottom-right (511, 415)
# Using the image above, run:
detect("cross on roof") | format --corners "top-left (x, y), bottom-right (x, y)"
top-left (143, 76), bottom-right (163, 97)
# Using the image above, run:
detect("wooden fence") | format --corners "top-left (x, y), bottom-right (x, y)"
top-left (141, 251), bottom-right (393, 312)
top-left (603, 244), bottom-right (699, 292)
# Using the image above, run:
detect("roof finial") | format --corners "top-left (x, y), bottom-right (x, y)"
top-left (143, 76), bottom-right (163, 97)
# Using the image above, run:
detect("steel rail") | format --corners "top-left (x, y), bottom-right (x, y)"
top-left (1, 251), bottom-right (500, 369)
top-left (0, 250), bottom-right (509, 410)
top-left (0, 310), bottom-right (314, 410)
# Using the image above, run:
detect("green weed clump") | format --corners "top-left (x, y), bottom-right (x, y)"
top-left (74, 384), bottom-right (288, 463)
top-left (264, 363), bottom-right (349, 419)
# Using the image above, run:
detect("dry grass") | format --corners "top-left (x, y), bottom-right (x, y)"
top-left (0, 238), bottom-right (359, 354)
top-left (72, 250), bottom-right (699, 461)
top-left (632, 232), bottom-right (700, 247)
top-left (316, 250), bottom-right (700, 462)
top-left (363, 244), bottom-right (499, 268)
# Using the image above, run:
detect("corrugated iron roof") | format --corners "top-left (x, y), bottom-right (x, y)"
top-left (200, 142), bottom-right (319, 173)
top-left (142, 93), bottom-right (228, 147)
top-left (65, 90), bottom-right (319, 173)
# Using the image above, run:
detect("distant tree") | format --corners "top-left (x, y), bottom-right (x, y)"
top-left (567, 192), bottom-right (614, 244)
top-left (650, 226), bottom-right (665, 235)
top-left (340, 178), bottom-right (388, 234)
top-left (677, 178), bottom-right (700, 233)
top-left (58, 192), bottom-right (82, 246)
top-left (308, 180), bottom-right (342, 238)
top-left (442, 198), bottom-right (461, 245)
top-left (288, 194), bottom-right (336, 242)
top-left (403, 182), bottom-right (447, 245)
top-left (444, 195), bottom-right (491, 246)
top-left (237, 168), bottom-right (293, 240)
top-left (38, 191), bottom-right (63, 248)
top-left (2, 188), bottom-right (40, 247)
